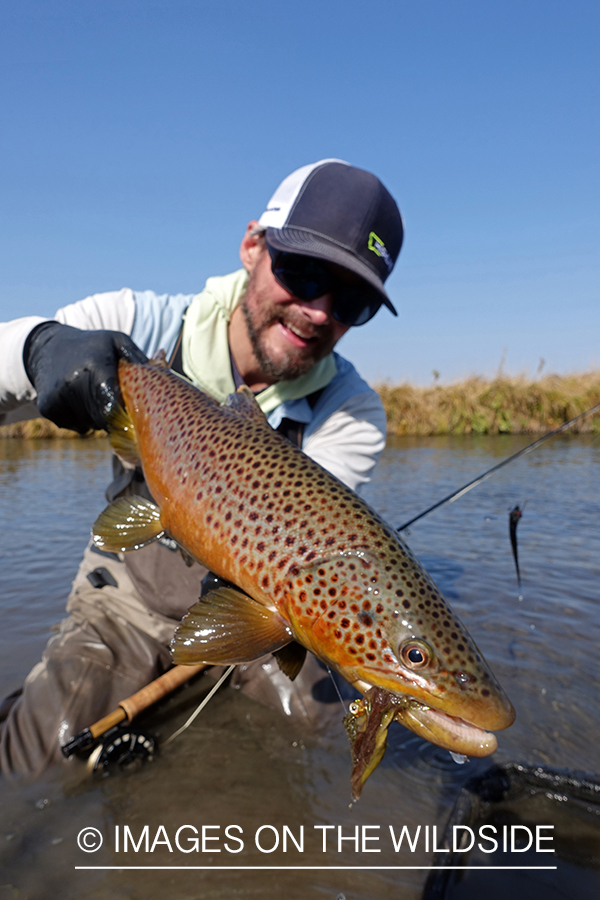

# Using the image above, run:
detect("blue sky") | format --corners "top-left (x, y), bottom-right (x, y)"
top-left (0, 0), bottom-right (598, 384)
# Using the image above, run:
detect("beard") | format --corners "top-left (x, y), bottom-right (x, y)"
top-left (240, 274), bottom-right (337, 381)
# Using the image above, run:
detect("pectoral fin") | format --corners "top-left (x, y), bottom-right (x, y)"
top-left (92, 496), bottom-right (164, 552)
top-left (106, 403), bottom-right (140, 466)
top-left (172, 586), bottom-right (292, 666)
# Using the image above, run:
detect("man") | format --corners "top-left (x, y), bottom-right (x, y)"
top-left (0, 159), bottom-right (403, 777)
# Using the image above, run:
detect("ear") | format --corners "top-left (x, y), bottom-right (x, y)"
top-left (239, 221), bottom-right (267, 273)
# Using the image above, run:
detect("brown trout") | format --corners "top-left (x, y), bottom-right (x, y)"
top-left (93, 360), bottom-right (514, 796)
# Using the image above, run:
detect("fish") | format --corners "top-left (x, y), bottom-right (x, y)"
top-left (92, 359), bottom-right (515, 796)
top-left (509, 505), bottom-right (523, 587)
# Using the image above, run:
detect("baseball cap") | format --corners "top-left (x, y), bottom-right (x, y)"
top-left (258, 159), bottom-right (403, 315)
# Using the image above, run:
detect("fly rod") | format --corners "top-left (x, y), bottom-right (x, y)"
top-left (397, 400), bottom-right (600, 532)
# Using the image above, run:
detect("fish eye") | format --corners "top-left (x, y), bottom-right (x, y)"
top-left (399, 639), bottom-right (432, 670)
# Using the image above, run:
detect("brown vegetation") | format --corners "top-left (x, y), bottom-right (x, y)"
top-left (376, 372), bottom-right (600, 436)
top-left (0, 418), bottom-right (106, 439)
top-left (1, 373), bottom-right (599, 439)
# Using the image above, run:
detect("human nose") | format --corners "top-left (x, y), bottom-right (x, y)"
top-left (295, 293), bottom-right (334, 326)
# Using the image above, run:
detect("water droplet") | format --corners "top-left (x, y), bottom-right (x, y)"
top-left (449, 752), bottom-right (468, 765)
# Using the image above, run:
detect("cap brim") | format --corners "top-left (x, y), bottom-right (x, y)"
top-left (266, 226), bottom-right (397, 317)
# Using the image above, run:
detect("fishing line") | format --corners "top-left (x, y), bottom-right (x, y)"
top-left (396, 400), bottom-right (600, 532)
top-left (326, 666), bottom-right (349, 714)
top-left (163, 665), bottom-right (235, 746)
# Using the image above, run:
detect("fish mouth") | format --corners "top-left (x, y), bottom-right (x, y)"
top-left (393, 703), bottom-right (498, 757)
top-left (353, 678), bottom-right (501, 757)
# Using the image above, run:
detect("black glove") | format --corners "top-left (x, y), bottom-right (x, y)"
top-left (23, 322), bottom-right (148, 433)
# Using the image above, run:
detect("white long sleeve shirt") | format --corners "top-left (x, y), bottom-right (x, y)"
top-left (0, 285), bottom-right (386, 492)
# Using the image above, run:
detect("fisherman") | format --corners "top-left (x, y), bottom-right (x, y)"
top-left (0, 159), bottom-right (404, 777)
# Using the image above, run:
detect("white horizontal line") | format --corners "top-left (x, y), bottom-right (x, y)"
top-left (75, 866), bottom-right (558, 871)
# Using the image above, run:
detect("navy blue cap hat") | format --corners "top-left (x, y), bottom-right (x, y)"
top-left (258, 159), bottom-right (403, 315)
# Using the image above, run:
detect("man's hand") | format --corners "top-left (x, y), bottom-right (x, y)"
top-left (23, 322), bottom-right (148, 433)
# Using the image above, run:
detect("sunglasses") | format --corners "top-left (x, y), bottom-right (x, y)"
top-left (267, 245), bottom-right (383, 327)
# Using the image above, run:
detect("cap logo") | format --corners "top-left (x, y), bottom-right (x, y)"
top-left (368, 231), bottom-right (393, 273)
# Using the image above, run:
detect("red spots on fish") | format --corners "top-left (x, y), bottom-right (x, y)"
top-left (117, 362), bottom-right (512, 738)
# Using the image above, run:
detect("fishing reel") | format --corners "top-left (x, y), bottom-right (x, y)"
top-left (87, 725), bottom-right (156, 774)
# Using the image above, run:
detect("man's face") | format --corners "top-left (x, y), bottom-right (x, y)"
top-left (240, 243), bottom-right (350, 381)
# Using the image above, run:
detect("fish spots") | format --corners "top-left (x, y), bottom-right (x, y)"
top-left (122, 363), bottom-right (507, 727)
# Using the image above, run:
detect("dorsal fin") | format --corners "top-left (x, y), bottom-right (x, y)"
top-left (223, 386), bottom-right (269, 425)
top-left (148, 350), bottom-right (169, 368)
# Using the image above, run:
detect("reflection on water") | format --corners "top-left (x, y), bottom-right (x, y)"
top-left (0, 435), bottom-right (599, 899)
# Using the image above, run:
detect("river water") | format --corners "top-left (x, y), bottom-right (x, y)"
top-left (0, 434), bottom-right (599, 899)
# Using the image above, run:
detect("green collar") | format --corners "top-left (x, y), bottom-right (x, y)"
top-left (181, 269), bottom-right (337, 414)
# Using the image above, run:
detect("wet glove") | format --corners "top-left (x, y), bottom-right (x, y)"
top-left (23, 322), bottom-right (148, 433)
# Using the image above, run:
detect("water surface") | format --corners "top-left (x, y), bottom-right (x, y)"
top-left (0, 435), bottom-right (598, 898)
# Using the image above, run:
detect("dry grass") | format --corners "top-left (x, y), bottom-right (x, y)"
top-left (2, 372), bottom-right (599, 438)
top-left (376, 372), bottom-right (600, 436)
top-left (0, 418), bottom-right (106, 439)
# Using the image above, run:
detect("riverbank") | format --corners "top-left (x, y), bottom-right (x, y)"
top-left (377, 371), bottom-right (600, 436)
top-left (0, 418), bottom-right (106, 439)
top-left (1, 372), bottom-right (599, 438)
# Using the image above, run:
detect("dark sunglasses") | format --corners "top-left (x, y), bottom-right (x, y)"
top-left (267, 244), bottom-right (383, 327)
